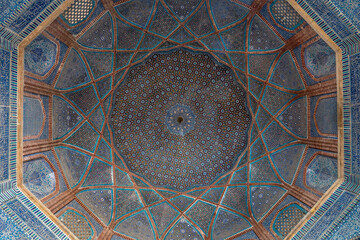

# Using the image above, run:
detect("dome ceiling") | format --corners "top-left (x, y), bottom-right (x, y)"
top-left (21, 0), bottom-right (339, 239)
top-left (110, 49), bottom-right (251, 191)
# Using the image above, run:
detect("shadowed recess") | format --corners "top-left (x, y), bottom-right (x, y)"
top-left (78, 12), bottom-right (113, 49)
top-left (115, 189), bottom-right (143, 220)
top-left (115, 0), bottom-right (154, 28)
top-left (53, 96), bottom-right (83, 139)
top-left (55, 49), bottom-right (90, 90)
top-left (149, 202), bottom-right (179, 236)
top-left (186, 3), bottom-right (214, 37)
top-left (77, 189), bottom-right (113, 225)
top-left (114, 211), bottom-right (156, 240)
top-left (185, 200), bottom-right (216, 234)
top-left (55, 147), bottom-right (91, 188)
top-left (251, 186), bottom-right (286, 221)
top-left (212, 208), bottom-right (251, 240)
top-left (64, 85), bottom-right (99, 115)
top-left (165, 217), bottom-right (204, 240)
top-left (210, 0), bottom-right (249, 29)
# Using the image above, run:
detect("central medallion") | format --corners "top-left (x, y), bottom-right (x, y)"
top-left (110, 49), bottom-right (251, 191)
top-left (165, 104), bottom-right (195, 136)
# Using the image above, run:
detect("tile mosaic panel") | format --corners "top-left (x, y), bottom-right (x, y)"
top-left (1, 0), bottom-right (359, 238)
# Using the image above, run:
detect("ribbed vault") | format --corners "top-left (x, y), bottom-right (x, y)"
top-left (21, 0), bottom-right (338, 239)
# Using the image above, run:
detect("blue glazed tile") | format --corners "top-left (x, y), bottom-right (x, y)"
top-left (351, 123), bottom-right (360, 176)
top-left (6, 199), bottom-right (57, 240)
top-left (303, 39), bottom-right (336, 78)
top-left (0, 106), bottom-right (9, 182)
top-left (59, 200), bottom-right (104, 238)
top-left (330, 0), bottom-right (360, 32)
top-left (259, 3), bottom-right (296, 40)
top-left (25, 33), bottom-right (69, 85)
top-left (310, 95), bottom-right (337, 139)
top-left (111, 235), bottom-right (128, 240)
top-left (292, 37), bottom-right (331, 86)
top-left (60, 0), bottom-right (105, 36)
top-left (306, 155), bottom-right (337, 193)
top-left (350, 52), bottom-right (360, 104)
top-left (304, 0), bottom-right (352, 39)
top-left (0, 208), bottom-right (29, 239)
top-left (23, 94), bottom-right (49, 141)
top-left (0, 0), bottom-right (30, 24)
top-left (8, 0), bottom-right (53, 32)
top-left (302, 191), bottom-right (355, 240)
top-left (25, 151), bottom-right (68, 203)
top-left (23, 157), bottom-right (57, 199)
top-left (294, 148), bottom-right (327, 197)
top-left (24, 34), bottom-right (57, 76)
top-left (314, 96), bottom-right (337, 136)
top-left (328, 199), bottom-right (360, 240)
top-left (23, 96), bottom-right (44, 138)
top-left (262, 195), bottom-right (310, 239)
top-left (351, 105), bottom-right (360, 124)
top-left (233, 230), bottom-right (259, 239)
top-left (0, 49), bottom-right (10, 106)
top-left (0, 0), bottom-right (358, 238)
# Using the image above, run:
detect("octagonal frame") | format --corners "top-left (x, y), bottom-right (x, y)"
top-left (13, 0), bottom-right (344, 239)
top-left (285, 0), bottom-right (344, 238)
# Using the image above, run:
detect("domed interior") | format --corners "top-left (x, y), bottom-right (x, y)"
top-left (110, 49), bottom-right (251, 191)
top-left (21, 0), bottom-right (338, 239)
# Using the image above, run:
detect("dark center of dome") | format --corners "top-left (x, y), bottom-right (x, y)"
top-left (165, 104), bottom-right (195, 136)
top-left (110, 49), bottom-right (251, 191)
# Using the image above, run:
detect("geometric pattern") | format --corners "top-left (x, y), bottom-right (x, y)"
top-left (150, 202), bottom-right (179, 236)
top-left (273, 203), bottom-right (307, 238)
top-left (0, 209), bottom-right (29, 239)
top-left (61, 0), bottom-right (94, 26)
top-left (59, 210), bottom-right (93, 240)
top-left (270, 0), bottom-right (304, 30)
top-left (212, 208), bottom-right (251, 240)
top-left (2, 0), bottom-right (360, 239)
top-left (165, 217), bottom-right (203, 240)
top-left (19, 0), bottom-right (340, 239)
top-left (306, 155), bottom-right (338, 194)
top-left (110, 49), bottom-right (251, 191)
top-left (114, 211), bottom-right (155, 240)
top-left (23, 158), bottom-right (56, 199)
top-left (24, 34), bottom-right (57, 76)
top-left (77, 189), bottom-right (113, 226)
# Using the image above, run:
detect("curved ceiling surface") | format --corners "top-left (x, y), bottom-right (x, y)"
top-left (22, 0), bottom-right (339, 239)
top-left (110, 49), bottom-right (251, 191)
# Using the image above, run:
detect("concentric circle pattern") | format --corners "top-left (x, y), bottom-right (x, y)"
top-left (22, 0), bottom-right (338, 239)
top-left (165, 104), bottom-right (196, 136)
top-left (110, 49), bottom-right (251, 191)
